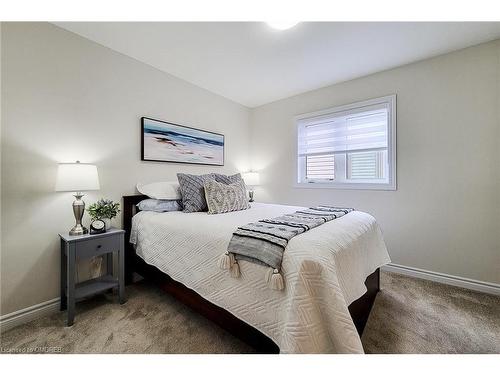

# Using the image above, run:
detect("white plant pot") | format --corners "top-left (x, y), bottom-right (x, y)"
top-left (103, 218), bottom-right (111, 230)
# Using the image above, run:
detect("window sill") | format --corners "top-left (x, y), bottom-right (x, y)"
top-left (293, 182), bottom-right (396, 191)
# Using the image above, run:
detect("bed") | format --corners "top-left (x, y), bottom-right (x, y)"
top-left (123, 195), bottom-right (391, 353)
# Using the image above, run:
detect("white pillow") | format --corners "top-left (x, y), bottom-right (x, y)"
top-left (136, 181), bottom-right (182, 200)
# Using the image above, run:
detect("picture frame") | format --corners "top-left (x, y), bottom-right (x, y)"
top-left (141, 117), bottom-right (225, 166)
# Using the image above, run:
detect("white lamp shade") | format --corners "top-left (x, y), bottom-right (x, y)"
top-left (242, 172), bottom-right (260, 186)
top-left (55, 162), bottom-right (100, 192)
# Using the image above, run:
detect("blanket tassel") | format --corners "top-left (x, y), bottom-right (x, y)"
top-left (265, 267), bottom-right (273, 283)
top-left (230, 261), bottom-right (240, 278)
top-left (268, 268), bottom-right (284, 291)
top-left (218, 251), bottom-right (234, 270)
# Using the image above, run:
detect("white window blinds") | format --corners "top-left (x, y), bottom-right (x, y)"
top-left (298, 105), bottom-right (389, 157)
top-left (296, 95), bottom-right (396, 190)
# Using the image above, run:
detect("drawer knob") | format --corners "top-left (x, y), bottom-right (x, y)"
top-left (97, 245), bottom-right (102, 249)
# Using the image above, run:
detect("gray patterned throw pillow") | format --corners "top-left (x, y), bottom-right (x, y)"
top-left (177, 173), bottom-right (215, 213)
top-left (213, 173), bottom-right (243, 185)
top-left (204, 179), bottom-right (249, 214)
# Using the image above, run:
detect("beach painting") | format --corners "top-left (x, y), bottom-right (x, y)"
top-left (141, 117), bottom-right (224, 166)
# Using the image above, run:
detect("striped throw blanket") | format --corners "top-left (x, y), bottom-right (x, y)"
top-left (218, 206), bottom-right (354, 290)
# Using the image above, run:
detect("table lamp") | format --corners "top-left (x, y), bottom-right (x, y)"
top-left (242, 172), bottom-right (260, 202)
top-left (56, 161), bottom-right (100, 235)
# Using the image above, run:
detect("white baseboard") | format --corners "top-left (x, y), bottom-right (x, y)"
top-left (0, 297), bottom-right (61, 333)
top-left (382, 263), bottom-right (500, 296)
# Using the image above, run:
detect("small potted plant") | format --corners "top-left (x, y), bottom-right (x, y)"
top-left (87, 199), bottom-right (120, 230)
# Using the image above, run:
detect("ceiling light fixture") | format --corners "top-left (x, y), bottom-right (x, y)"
top-left (266, 21), bottom-right (299, 31)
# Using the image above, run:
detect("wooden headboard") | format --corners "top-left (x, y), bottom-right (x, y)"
top-left (122, 194), bottom-right (147, 283)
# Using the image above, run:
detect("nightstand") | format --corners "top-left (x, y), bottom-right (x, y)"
top-left (59, 228), bottom-right (126, 326)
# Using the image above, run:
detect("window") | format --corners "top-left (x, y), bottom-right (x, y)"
top-left (306, 154), bottom-right (335, 180)
top-left (296, 95), bottom-right (396, 190)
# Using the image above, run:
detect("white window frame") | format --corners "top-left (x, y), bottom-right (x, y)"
top-left (294, 95), bottom-right (397, 190)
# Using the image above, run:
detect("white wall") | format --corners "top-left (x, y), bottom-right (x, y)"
top-left (250, 40), bottom-right (500, 285)
top-left (0, 23), bottom-right (250, 315)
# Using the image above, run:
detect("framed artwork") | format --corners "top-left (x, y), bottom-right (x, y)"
top-left (141, 117), bottom-right (224, 166)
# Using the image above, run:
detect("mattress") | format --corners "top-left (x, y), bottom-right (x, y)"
top-left (130, 202), bottom-right (390, 353)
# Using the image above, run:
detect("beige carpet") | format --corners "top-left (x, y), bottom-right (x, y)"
top-left (1, 271), bottom-right (499, 354)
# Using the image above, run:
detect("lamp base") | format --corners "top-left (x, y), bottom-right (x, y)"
top-left (248, 190), bottom-right (254, 202)
top-left (69, 224), bottom-right (88, 236)
top-left (69, 193), bottom-right (88, 236)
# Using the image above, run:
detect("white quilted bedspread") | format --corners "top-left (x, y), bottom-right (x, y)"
top-left (130, 202), bottom-right (390, 353)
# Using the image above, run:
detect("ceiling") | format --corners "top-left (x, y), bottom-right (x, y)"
top-left (54, 22), bottom-right (500, 108)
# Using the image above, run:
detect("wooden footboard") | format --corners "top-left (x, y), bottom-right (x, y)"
top-left (122, 194), bottom-right (380, 353)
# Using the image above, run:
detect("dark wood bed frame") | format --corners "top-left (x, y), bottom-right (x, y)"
top-left (123, 194), bottom-right (380, 353)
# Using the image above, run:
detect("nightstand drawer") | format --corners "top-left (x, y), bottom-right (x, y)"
top-left (76, 236), bottom-right (120, 258)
